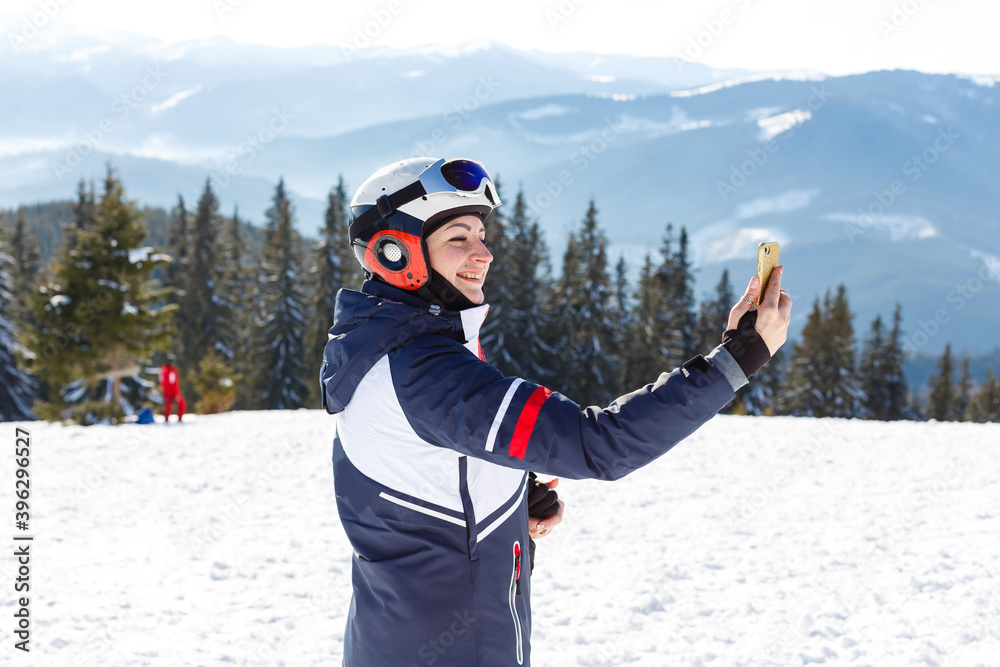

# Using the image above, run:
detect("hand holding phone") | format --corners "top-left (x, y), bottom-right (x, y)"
top-left (726, 242), bottom-right (793, 360)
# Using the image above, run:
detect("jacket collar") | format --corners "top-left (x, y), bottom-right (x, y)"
top-left (459, 304), bottom-right (490, 343)
top-left (361, 280), bottom-right (490, 344)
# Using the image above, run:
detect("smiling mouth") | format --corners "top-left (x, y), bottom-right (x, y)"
top-left (458, 272), bottom-right (484, 281)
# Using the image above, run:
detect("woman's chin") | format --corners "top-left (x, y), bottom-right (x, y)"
top-left (462, 288), bottom-right (485, 305)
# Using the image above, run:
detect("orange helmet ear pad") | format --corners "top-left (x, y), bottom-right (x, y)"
top-left (363, 230), bottom-right (429, 290)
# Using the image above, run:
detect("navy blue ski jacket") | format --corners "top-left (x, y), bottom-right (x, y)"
top-left (321, 280), bottom-right (749, 666)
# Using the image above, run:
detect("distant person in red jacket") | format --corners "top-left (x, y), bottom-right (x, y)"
top-left (159, 354), bottom-right (186, 422)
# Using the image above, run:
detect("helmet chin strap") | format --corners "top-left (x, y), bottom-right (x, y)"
top-left (416, 269), bottom-right (479, 311)
top-left (369, 268), bottom-right (479, 311)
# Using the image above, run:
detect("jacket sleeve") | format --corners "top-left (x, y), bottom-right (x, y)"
top-left (390, 337), bottom-right (740, 481)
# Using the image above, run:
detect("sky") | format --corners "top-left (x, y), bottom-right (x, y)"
top-left (5, 0), bottom-right (999, 76)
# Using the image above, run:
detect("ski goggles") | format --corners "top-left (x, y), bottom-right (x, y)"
top-left (419, 158), bottom-right (496, 200)
top-left (350, 158), bottom-right (499, 238)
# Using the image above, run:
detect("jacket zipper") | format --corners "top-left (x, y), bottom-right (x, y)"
top-left (509, 541), bottom-right (524, 665)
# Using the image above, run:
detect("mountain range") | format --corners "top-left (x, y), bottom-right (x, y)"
top-left (1, 18), bottom-right (997, 355)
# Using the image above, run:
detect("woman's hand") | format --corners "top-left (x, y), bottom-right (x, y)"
top-left (528, 478), bottom-right (564, 539)
top-left (727, 266), bottom-right (793, 355)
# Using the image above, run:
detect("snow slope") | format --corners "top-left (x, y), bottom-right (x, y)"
top-left (4, 411), bottom-right (998, 666)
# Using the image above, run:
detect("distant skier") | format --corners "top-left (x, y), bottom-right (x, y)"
top-left (159, 354), bottom-right (186, 422)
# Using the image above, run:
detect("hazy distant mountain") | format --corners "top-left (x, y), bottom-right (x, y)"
top-left (0, 20), bottom-right (718, 157)
top-left (204, 70), bottom-right (997, 357)
top-left (1, 21), bottom-right (998, 353)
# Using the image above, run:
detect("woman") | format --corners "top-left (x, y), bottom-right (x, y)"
top-left (321, 157), bottom-right (792, 666)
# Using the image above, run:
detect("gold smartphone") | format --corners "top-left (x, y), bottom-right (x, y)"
top-left (756, 242), bottom-right (780, 307)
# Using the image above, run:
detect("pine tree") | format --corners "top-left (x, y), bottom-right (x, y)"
top-left (9, 210), bottom-right (40, 302)
top-left (483, 188), bottom-right (554, 386)
top-left (216, 207), bottom-right (255, 410)
top-left (824, 285), bottom-right (862, 418)
top-left (623, 253), bottom-right (667, 390)
top-left (549, 201), bottom-right (619, 405)
top-left (967, 367), bottom-right (1000, 423)
top-left (543, 234), bottom-right (577, 389)
top-left (624, 224), bottom-right (699, 390)
top-left (73, 179), bottom-right (96, 230)
top-left (179, 180), bottom-right (225, 380)
top-left (786, 286), bottom-right (862, 417)
top-left (883, 304), bottom-right (909, 420)
top-left (165, 195), bottom-right (189, 306)
top-left (2, 210), bottom-right (42, 339)
top-left (0, 222), bottom-right (36, 421)
top-left (860, 315), bottom-right (891, 420)
top-left (857, 308), bottom-right (910, 421)
top-left (613, 256), bottom-right (629, 317)
top-left (64, 179), bottom-right (96, 251)
top-left (953, 356), bottom-right (973, 422)
top-left (786, 297), bottom-right (827, 416)
top-left (927, 343), bottom-right (955, 421)
top-left (662, 226), bottom-right (698, 363)
top-left (253, 179), bottom-right (309, 410)
top-left (215, 207), bottom-right (247, 359)
top-left (653, 225), bottom-right (696, 367)
top-left (308, 177), bottom-right (358, 404)
top-left (610, 255), bottom-right (632, 395)
top-left (25, 167), bottom-right (174, 423)
top-left (655, 226), bottom-right (679, 364)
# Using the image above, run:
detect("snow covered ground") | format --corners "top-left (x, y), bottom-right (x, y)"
top-left (4, 411), bottom-right (999, 666)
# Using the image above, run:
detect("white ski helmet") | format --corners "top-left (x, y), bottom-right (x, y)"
top-left (349, 157), bottom-right (500, 291)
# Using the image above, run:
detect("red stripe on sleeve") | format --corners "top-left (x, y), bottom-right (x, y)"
top-left (508, 386), bottom-right (552, 459)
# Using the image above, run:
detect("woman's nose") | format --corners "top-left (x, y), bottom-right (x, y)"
top-left (473, 238), bottom-right (493, 263)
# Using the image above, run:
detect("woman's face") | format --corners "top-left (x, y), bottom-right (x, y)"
top-left (425, 215), bottom-right (493, 305)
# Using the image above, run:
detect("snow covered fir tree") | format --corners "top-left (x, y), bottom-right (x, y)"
top-left (252, 179), bottom-right (311, 410)
top-left (161, 180), bottom-right (243, 412)
top-left (548, 201), bottom-right (622, 406)
top-left (2, 168), bottom-right (998, 424)
top-left (216, 206), bottom-right (255, 410)
top-left (22, 169), bottom-right (173, 424)
top-left (178, 180), bottom-right (227, 369)
top-left (0, 217), bottom-right (36, 421)
top-left (859, 306), bottom-right (909, 421)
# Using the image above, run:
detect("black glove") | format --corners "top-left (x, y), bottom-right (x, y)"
top-left (722, 308), bottom-right (771, 378)
top-left (527, 472), bottom-right (560, 573)
top-left (527, 472), bottom-right (560, 519)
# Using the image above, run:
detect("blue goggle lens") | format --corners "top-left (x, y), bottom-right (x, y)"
top-left (440, 160), bottom-right (491, 192)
